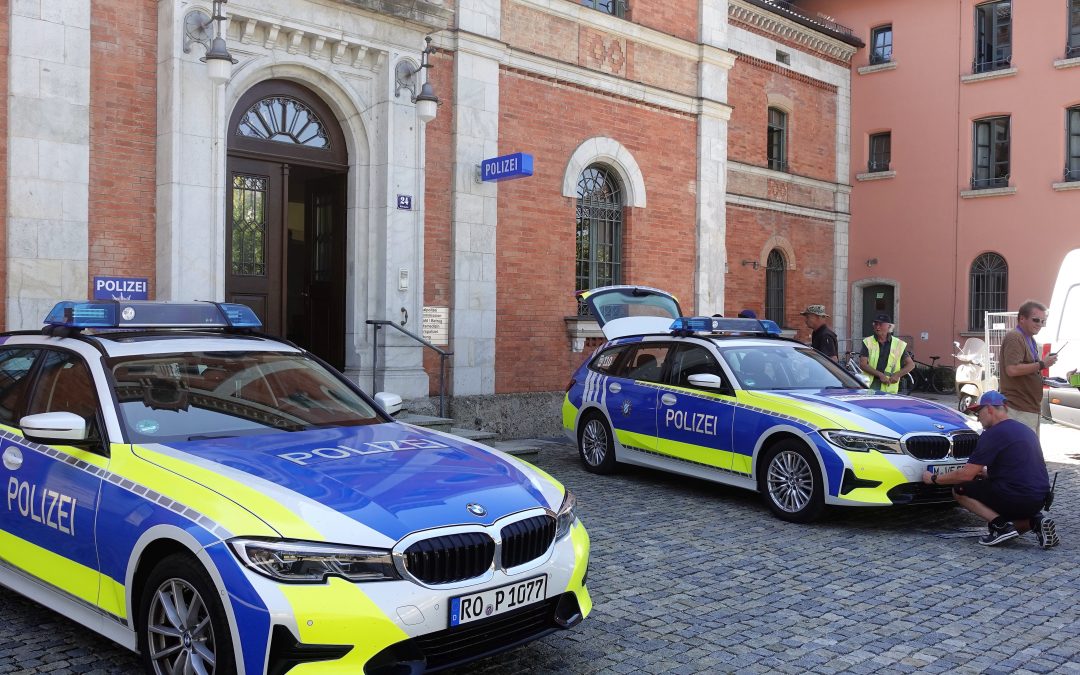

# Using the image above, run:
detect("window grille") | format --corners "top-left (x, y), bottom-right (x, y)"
top-left (972, 116), bottom-right (1010, 189)
top-left (576, 166), bottom-right (623, 315)
top-left (767, 108), bottom-right (788, 172)
top-left (231, 174), bottom-right (268, 277)
top-left (870, 25), bottom-right (893, 65)
top-left (869, 132), bottom-right (891, 172)
top-left (765, 249), bottom-right (786, 326)
top-left (969, 253), bottom-right (1008, 331)
top-left (235, 96), bottom-right (331, 149)
top-left (973, 1), bottom-right (1012, 73)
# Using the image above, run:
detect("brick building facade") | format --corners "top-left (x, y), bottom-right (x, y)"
top-left (0, 0), bottom-right (859, 435)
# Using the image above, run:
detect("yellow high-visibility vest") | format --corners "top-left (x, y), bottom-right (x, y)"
top-left (864, 335), bottom-right (907, 393)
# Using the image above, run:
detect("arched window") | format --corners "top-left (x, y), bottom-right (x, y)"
top-left (765, 249), bottom-right (786, 325)
top-left (969, 252), bottom-right (1008, 331)
top-left (236, 96), bottom-right (331, 149)
top-left (576, 165), bottom-right (623, 313)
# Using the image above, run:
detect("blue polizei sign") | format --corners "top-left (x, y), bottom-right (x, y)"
top-left (93, 276), bottom-right (149, 300)
top-left (481, 152), bottom-right (534, 182)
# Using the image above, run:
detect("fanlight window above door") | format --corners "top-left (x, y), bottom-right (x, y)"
top-left (235, 96), bottom-right (330, 150)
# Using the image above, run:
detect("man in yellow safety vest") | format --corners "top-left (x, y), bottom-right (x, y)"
top-left (858, 313), bottom-right (914, 393)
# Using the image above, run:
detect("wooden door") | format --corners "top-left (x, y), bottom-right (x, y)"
top-left (303, 174), bottom-right (347, 369)
top-left (226, 158), bottom-right (286, 335)
top-left (861, 284), bottom-right (895, 339)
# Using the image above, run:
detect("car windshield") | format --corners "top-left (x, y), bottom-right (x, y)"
top-left (719, 345), bottom-right (862, 391)
top-left (106, 351), bottom-right (384, 444)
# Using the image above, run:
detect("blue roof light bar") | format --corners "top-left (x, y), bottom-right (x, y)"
top-left (44, 301), bottom-right (263, 330)
top-left (669, 316), bottom-right (782, 336)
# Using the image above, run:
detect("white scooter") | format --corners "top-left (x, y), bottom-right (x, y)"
top-left (954, 337), bottom-right (986, 413)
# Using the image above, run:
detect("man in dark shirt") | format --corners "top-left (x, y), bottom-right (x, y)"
top-left (800, 304), bottom-right (838, 362)
top-left (922, 391), bottom-right (1058, 548)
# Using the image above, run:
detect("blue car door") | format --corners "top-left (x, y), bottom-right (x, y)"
top-left (604, 342), bottom-right (674, 452)
top-left (1, 349), bottom-right (106, 610)
top-left (655, 343), bottom-right (736, 470)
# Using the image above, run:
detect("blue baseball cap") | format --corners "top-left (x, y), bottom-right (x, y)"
top-left (738, 309), bottom-right (757, 319)
top-left (966, 390), bottom-right (1008, 413)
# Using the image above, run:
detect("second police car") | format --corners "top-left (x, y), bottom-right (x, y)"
top-left (564, 286), bottom-right (979, 523)
top-left (0, 301), bottom-right (589, 674)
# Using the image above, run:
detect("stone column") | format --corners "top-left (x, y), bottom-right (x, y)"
top-left (7, 1), bottom-right (91, 328)
top-left (449, 1), bottom-right (504, 396)
top-left (696, 0), bottom-right (735, 315)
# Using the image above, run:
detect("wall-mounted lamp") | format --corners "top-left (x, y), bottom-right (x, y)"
top-left (741, 259), bottom-right (760, 270)
top-left (866, 257), bottom-right (879, 268)
top-left (184, 0), bottom-right (238, 84)
top-left (395, 37), bottom-right (440, 123)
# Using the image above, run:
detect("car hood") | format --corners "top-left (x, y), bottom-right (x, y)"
top-left (742, 388), bottom-right (975, 436)
top-left (137, 424), bottom-right (556, 543)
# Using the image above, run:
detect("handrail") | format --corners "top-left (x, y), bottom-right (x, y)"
top-left (366, 320), bottom-right (453, 418)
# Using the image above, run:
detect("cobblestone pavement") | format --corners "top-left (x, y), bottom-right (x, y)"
top-left (3, 431), bottom-right (1078, 674)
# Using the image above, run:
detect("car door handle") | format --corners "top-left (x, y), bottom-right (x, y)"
top-left (661, 393), bottom-right (677, 406)
top-left (608, 382), bottom-right (621, 394)
top-left (2, 446), bottom-right (23, 471)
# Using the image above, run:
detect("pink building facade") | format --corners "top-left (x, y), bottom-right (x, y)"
top-left (801, 0), bottom-right (1080, 360)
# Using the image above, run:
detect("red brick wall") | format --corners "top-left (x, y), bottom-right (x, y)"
top-left (495, 68), bottom-right (698, 394)
top-left (422, 51), bottom-right (455, 396)
top-left (88, 0), bottom-right (157, 296)
top-left (0, 0), bottom-right (8, 328)
top-left (628, 3), bottom-right (698, 44)
top-left (725, 204), bottom-right (834, 340)
top-left (728, 54), bottom-right (838, 182)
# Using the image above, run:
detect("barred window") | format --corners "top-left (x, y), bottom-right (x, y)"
top-left (576, 166), bottom-right (623, 314)
top-left (869, 132), bottom-right (891, 172)
top-left (765, 249), bottom-right (786, 326)
top-left (972, 116), bottom-right (1010, 189)
top-left (580, 0), bottom-right (627, 19)
top-left (969, 252), bottom-right (1008, 331)
top-left (1067, 106), bottom-right (1080, 182)
top-left (1070, 0), bottom-right (1080, 58)
top-left (974, 0), bottom-right (1011, 73)
top-left (767, 108), bottom-right (788, 171)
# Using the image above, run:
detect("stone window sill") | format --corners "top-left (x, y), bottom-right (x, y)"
top-left (960, 67), bottom-right (1017, 84)
top-left (1052, 181), bottom-right (1080, 191)
top-left (857, 61), bottom-right (897, 75)
top-left (960, 186), bottom-right (1017, 199)
top-left (1053, 56), bottom-right (1080, 70)
top-left (565, 316), bottom-right (603, 352)
top-left (856, 170), bottom-right (896, 182)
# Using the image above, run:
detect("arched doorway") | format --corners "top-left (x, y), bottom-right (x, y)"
top-left (226, 80), bottom-right (348, 369)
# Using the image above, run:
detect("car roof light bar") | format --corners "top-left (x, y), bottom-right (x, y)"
top-left (669, 316), bottom-right (782, 336)
top-left (44, 301), bottom-right (262, 330)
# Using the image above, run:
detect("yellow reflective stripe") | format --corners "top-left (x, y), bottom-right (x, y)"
top-left (732, 454), bottom-right (752, 474)
top-left (614, 429), bottom-right (656, 452)
top-left (655, 435), bottom-right (734, 470)
top-left (565, 521), bottom-right (593, 617)
top-left (113, 446), bottom-right (279, 539)
top-left (278, 578), bottom-right (408, 671)
top-left (562, 396), bottom-right (577, 431)
top-left (838, 450), bottom-right (909, 505)
top-left (736, 392), bottom-right (866, 432)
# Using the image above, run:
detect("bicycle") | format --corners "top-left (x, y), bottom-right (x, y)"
top-left (908, 355), bottom-right (956, 394)
top-left (845, 351), bottom-right (918, 393)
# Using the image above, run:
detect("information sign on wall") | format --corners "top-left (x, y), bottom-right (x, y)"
top-left (422, 306), bottom-right (450, 346)
top-left (480, 152), bottom-right (534, 182)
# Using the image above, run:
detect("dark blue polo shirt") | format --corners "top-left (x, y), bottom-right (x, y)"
top-left (969, 418), bottom-right (1050, 500)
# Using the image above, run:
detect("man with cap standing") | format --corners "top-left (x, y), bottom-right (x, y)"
top-left (921, 391), bottom-right (1058, 548)
top-left (858, 313), bottom-right (914, 392)
top-left (800, 304), bottom-right (838, 362)
top-left (998, 300), bottom-right (1058, 436)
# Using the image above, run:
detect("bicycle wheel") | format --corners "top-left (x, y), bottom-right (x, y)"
top-left (909, 365), bottom-right (928, 392)
top-left (931, 366), bottom-right (956, 394)
top-left (898, 372), bottom-right (914, 395)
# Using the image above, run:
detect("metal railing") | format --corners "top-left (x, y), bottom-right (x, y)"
top-left (972, 54), bottom-right (1012, 73)
top-left (760, 0), bottom-right (855, 37)
top-left (367, 320), bottom-right (452, 418)
top-left (970, 174), bottom-right (1010, 190)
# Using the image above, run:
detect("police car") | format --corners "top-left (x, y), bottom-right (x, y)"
top-left (563, 286), bottom-right (978, 523)
top-left (0, 301), bottom-right (589, 674)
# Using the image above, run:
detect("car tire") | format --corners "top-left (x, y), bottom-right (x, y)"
top-left (759, 440), bottom-right (826, 523)
top-left (138, 553), bottom-right (236, 675)
top-left (578, 411), bottom-right (617, 475)
top-left (958, 393), bottom-right (976, 414)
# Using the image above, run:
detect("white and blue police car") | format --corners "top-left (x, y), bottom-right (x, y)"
top-left (563, 286), bottom-right (979, 523)
top-left (0, 301), bottom-right (589, 674)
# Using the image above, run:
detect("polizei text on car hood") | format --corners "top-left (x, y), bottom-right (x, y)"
top-left (132, 424), bottom-right (554, 542)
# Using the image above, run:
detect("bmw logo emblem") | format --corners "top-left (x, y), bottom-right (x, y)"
top-left (466, 503), bottom-right (487, 517)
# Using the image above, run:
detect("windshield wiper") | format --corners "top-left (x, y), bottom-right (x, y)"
top-left (186, 433), bottom-right (239, 441)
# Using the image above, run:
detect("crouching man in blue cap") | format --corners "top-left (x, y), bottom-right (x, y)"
top-left (921, 391), bottom-right (1059, 548)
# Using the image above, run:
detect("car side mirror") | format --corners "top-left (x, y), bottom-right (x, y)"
top-left (687, 373), bottom-right (724, 389)
top-left (20, 412), bottom-right (88, 443)
top-left (374, 391), bottom-right (403, 416)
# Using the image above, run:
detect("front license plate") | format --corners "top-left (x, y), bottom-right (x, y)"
top-left (449, 575), bottom-right (547, 627)
top-left (929, 463), bottom-right (965, 475)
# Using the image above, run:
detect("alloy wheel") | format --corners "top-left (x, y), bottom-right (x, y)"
top-left (581, 419), bottom-right (609, 466)
top-left (766, 450), bottom-right (814, 513)
top-left (147, 577), bottom-right (218, 675)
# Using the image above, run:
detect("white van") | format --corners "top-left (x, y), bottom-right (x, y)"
top-left (1042, 248), bottom-right (1080, 428)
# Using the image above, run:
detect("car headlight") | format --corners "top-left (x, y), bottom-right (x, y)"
top-left (230, 538), bottom-right (399, 583)
top-left (554, 490), bottom-right (577, 540)
top-left (821, 430), bottom-right (902, 454)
